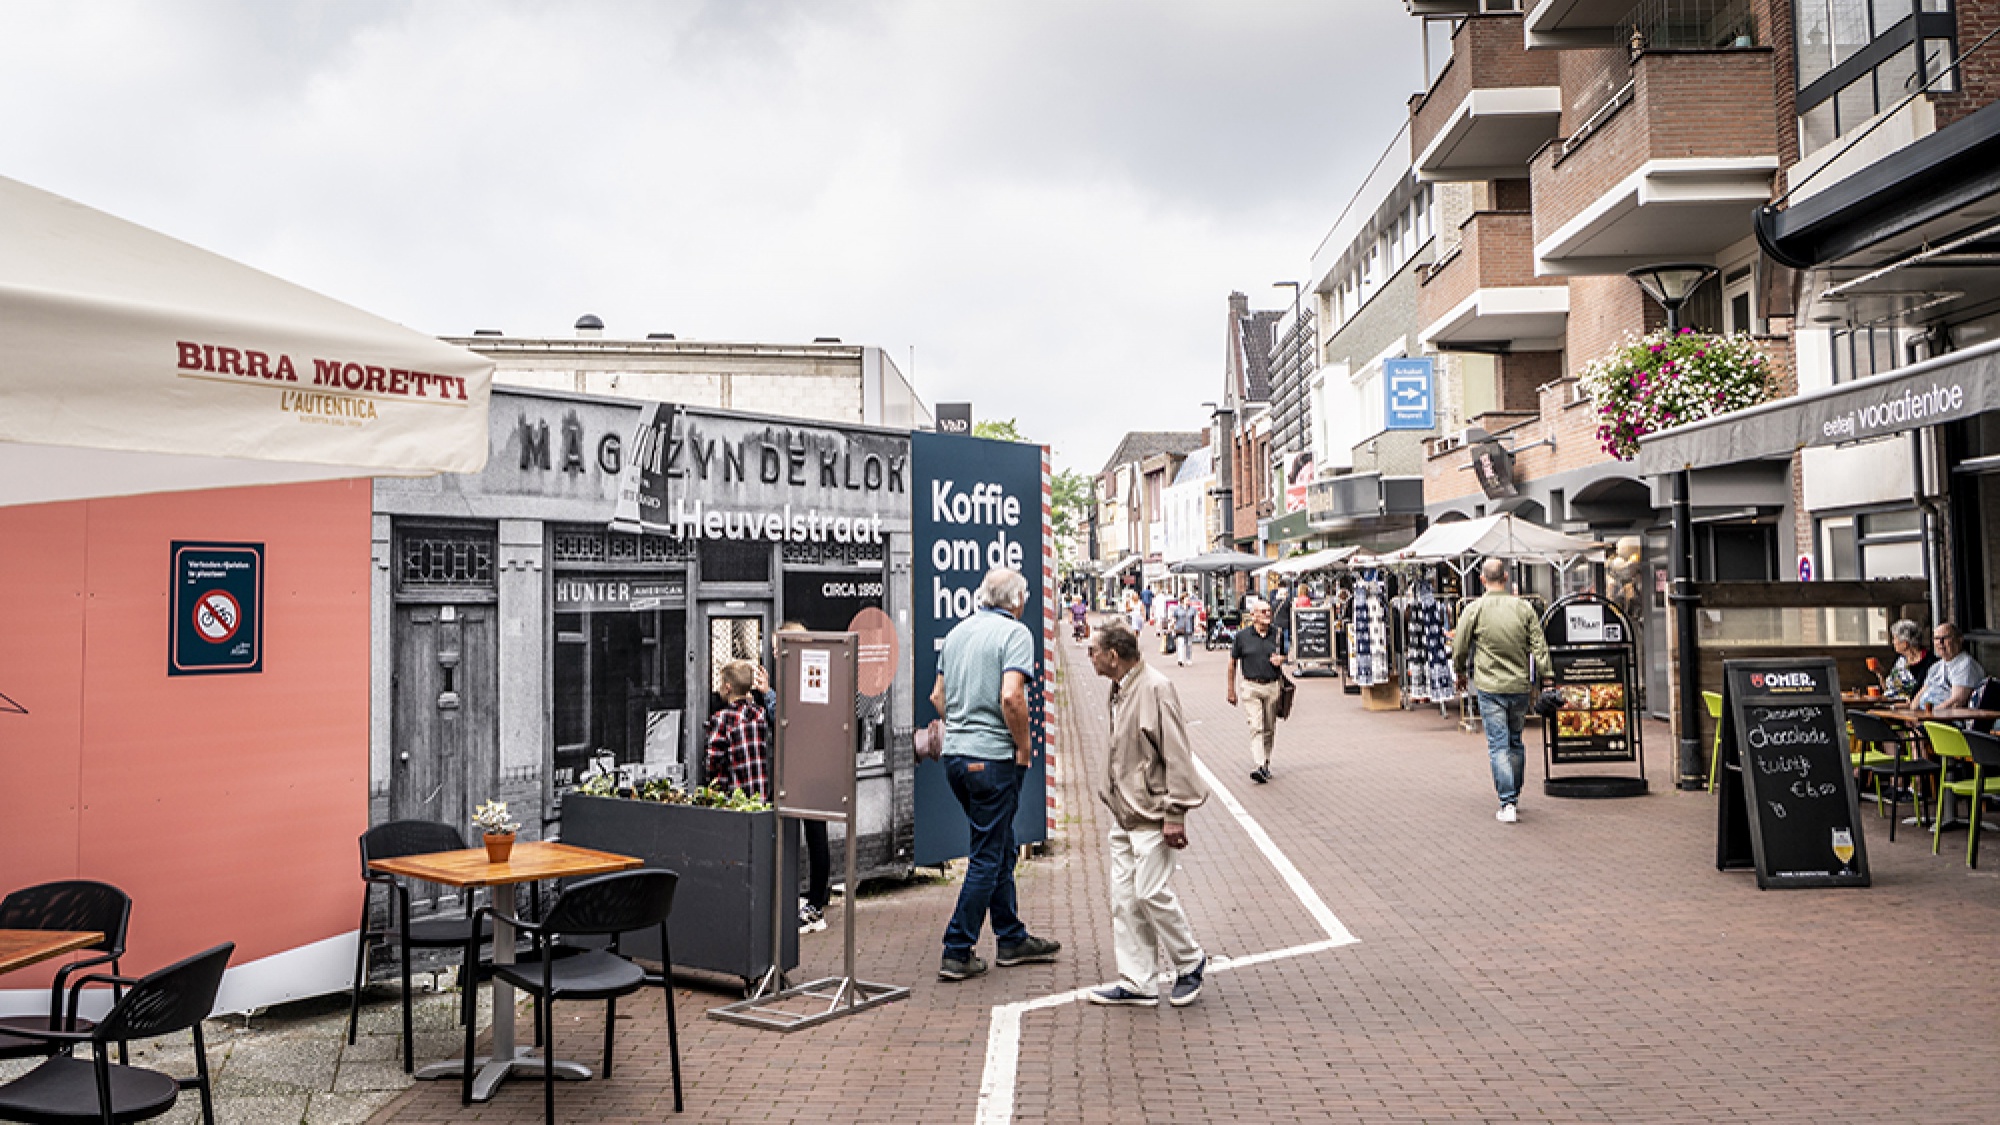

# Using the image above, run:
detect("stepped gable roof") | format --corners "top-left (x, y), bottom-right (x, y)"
top-left (1239, 310), bottom-right (1282, 401)
top-left (1099, 431), bottom-right (1205, 476)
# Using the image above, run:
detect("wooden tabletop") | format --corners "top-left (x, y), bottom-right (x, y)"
top-left (1865, 706), bottom-right (2000, 724)
top-left (0, 930), bottom-right (102, 975)
top-left (367, 840), bottom-right (640, 889)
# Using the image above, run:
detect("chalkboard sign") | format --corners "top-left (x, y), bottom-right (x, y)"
top-left (1716, 658), bottom-right (1869, 889)
top-left (1292, 606), bottom-right (1331, 662)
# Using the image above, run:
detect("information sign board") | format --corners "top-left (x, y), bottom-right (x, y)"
top-left (1292, 606), bottom-right (1331, 662)
top-left (1716, 658), bottom-right (1870, 888)
top-left (1546, 648), bottom-right (1636, 763)
top-left (169, 541), bottom-right (263, 676)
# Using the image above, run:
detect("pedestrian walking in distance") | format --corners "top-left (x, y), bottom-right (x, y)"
top-left (1226, 597), bottom-right (1285, 783)
top-left (929, 567), bottom-right (1061, 981)
top-left (1452, 557), bottom-right (1552, 823)
top-left (1086, 619), bottom-right (1209, 1007)
top-left (1171, 597), bottom-right (1198, 666)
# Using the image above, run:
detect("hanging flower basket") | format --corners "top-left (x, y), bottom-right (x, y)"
top-left (1577, 329), bottom-right (1774, 460)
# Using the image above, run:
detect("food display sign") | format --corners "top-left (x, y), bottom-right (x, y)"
top-left (1547, 648), bottom-right (1636, 763)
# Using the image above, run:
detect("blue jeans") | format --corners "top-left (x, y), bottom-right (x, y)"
top-left (942, 756), bottom-right (1028, 960)
top-left (1476, 690), bottom-right (1530, 806)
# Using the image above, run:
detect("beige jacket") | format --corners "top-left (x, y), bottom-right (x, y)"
top-left (1099, 661), bottom-right (1209, 830)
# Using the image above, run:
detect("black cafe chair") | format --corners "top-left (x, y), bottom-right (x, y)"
top-left (465, 868), bottom-right (683, 1122)
top-left (1850, 712), bottom-right (1942, 843)
top-left (0, 942), bottom-right (233, 1125)
top-left (349, 821), bottom-right (495, 1073)
top-left (0, 881), bottom-right (134, 1064)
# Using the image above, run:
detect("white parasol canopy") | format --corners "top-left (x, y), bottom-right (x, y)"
top-left (1385, 513), bottom-right (1603, 568)
top-left (0, 175), bottom-right (492, 506)
top-left (1262, 545), bottom-right (1359, 578)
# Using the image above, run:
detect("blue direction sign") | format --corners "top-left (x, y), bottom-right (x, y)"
top-left (1384, 357), bottom-right (1436, 430)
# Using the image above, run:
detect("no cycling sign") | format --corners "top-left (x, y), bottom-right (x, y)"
top-left (171, 542), bottom-right (263, 675)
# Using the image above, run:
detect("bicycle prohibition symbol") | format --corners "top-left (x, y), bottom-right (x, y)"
top-left (193, 590), bottom-right (242, 643)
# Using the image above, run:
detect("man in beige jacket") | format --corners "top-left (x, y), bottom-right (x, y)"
top-left (1085, 619), bottom-right (1210, 1007)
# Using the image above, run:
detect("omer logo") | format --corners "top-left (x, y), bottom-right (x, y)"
top-left (1751, 670), bottom-right (1816, 690)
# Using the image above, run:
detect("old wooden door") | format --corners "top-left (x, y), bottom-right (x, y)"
top-left (390, 603), bottom-right (499, 833)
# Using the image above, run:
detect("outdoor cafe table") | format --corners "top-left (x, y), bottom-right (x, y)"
top-left (366, 841), bottom-right (640, 1102)
top-left (0, 930), bottom-right (100, 975)
top-left (1863, 706), bottom-right (2000, 725)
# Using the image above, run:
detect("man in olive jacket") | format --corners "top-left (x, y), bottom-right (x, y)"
top-left (1452, 557), bottom-right (1552, 824)
top-left (1085, 619), bottom-right (1210, 1007)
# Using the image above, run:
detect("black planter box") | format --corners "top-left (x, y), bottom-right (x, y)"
top-left (560, 794), bottom-right (798, 987)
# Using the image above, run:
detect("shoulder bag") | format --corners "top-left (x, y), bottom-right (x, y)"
top-left (1275, 672), bottom-right (1297, 720)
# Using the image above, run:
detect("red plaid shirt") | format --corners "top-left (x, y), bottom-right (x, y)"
top-left (704, 697), bottom-right (772, 800)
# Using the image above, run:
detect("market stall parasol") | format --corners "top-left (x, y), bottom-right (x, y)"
top-left (1168, 550), bottom-right (1274, 575)
top-left (1378, 513), bottom-right (1603, 584)
top-left (0, 174), bottom-right (493, 506)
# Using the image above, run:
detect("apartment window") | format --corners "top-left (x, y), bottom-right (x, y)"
top-left (1829, 325), bottom-right (1911, 383)
top-left (1796, 1), bottom-right (1956, 153)
top-left (1818, 507), bottom-right (1925, 579)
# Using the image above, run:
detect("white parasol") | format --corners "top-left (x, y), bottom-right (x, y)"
top-left (0, 175), bottom-right (492, 506)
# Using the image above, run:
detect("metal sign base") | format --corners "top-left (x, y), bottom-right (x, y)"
top-left (708, 973), bottom-right (910, 1033)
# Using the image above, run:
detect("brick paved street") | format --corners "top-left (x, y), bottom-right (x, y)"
top-left (373, 631), bottom-right (2000, 1125)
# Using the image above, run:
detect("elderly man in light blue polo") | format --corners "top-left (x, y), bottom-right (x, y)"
top-left (929, 567), bottom-right (1061, 981)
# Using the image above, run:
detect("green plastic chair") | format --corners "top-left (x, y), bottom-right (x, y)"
top-left (1922, 721), bottom-right (2000, 866)
top-left (1704, 691), bottom-right (1724, 792)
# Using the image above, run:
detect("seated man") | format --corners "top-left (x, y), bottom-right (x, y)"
top-left (1914, 622), bottom-right (1985, 710)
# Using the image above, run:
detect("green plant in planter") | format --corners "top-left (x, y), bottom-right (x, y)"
top-left (1577, 329), bottom-right (1773, 460)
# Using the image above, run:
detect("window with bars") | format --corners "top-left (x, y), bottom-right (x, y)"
top-left (550, 528), bottom-right (691, 567)
top-left (397, 526), bottom-right (496, 590)
top-left (1829, 325), bottom-right (1912, 383)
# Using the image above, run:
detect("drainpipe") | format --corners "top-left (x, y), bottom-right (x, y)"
top-left (1671, 469), bottom-right (1705, 790)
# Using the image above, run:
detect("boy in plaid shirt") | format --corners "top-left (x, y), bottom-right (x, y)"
top-left (705, 660), bottom-right (771, 799)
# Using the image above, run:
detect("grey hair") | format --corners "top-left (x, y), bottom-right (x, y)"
top-left (975, 568), bottom-right (1029, 611)
top-left (1480, 557), bottom-right (1508, 584)
top-left (1890, 619), bottom-right (1924, 646)
top-left (1244, 596), bottom-right (1269, 613)
top-left (1092, 619), bottom-right (1140, 661)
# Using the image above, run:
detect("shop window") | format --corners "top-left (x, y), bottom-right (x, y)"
top-left (553, 604), bottom-right (687, 789)
top-left (397, 526), bottom-right (495, 591)
top-left (552, 528), bottom-right (689, 565)
top-left (1817, 506), bottom-right (1924, 578)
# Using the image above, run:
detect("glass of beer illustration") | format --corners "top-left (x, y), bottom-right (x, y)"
top-left (1831, 827), bottom-right (1855, 875)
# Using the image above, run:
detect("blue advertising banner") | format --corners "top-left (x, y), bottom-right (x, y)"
top-left (170, 541), bottom-right (264, 675)
top-left (1384, 357), bottom-right (1436, 430)
top-left (911, 432), bottom-right (1047, 865)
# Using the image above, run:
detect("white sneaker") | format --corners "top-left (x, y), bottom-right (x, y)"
top-left (1496, 804), bottom-right (1518, 823)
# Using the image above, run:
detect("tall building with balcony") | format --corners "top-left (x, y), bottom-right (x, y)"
top-left (1404, 0), bottom-right (1801, 716)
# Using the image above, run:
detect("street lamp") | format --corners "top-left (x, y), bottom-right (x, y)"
top-left (1627, 262), bottom-right (1719, 792)
top-left (1625, 263), bottom-right (1718, 334)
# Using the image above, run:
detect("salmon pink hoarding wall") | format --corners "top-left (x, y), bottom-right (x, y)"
top-left (0, 480), bottom-right (369, 1016)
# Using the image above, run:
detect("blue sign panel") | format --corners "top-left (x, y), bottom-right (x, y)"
top-left (170, 542), bottom-right (264, 675)
top-left (1384, 357), bottom-right (1436, 431)
top-left (911, 432), bottom-right (1048, 865)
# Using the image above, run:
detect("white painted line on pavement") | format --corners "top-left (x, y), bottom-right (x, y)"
top-left (974, 754), bottom-right (1360, 1125)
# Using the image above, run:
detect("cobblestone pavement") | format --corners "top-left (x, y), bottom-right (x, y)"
top-left (24, 629), bottom-right (1996, 1124)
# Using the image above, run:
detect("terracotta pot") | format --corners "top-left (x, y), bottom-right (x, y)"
top-left (483, 833), bottom-right (515, 863)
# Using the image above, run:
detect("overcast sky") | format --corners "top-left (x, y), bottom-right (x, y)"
top-left (1, 0), bottom-right (1424, 476)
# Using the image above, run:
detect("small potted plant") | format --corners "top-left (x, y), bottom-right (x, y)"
top-left (472, 799), bottom-right (521, 863)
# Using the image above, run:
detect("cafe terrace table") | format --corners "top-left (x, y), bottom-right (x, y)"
top-left (1863, 706), bottom-right (2000, 725)
top-left (0, 930), bottom-right (100, 975)
top-left (366, 841), bottom-right (640, 1102)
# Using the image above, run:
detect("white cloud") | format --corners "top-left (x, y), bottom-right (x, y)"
top-left (0, 0), bottom-right (1420, 472)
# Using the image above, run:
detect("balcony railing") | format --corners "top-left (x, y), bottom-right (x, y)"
top-left (1624, 0), bottom-right (1755, 53)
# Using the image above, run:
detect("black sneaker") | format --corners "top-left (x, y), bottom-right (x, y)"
top-left (1086, 985), bottom-right (1158, 1007)
top-left (1169, 955), bottom-right (1207, 1007)
top-left (938, 954), bottom-right (987, 981)
top-left (1251, 765), bottom-right (1271, 784)
top-left (995, 935), bottom-right (1061, 966)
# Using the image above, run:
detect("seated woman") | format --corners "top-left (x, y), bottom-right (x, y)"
top-left (1913, 622), bottom-right (1985, 710)
top-left (1881, 618), bottom-right (1939, 700)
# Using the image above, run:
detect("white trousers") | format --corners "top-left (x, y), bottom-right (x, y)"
top-left (1107, 824), bottom-right (1204, 995)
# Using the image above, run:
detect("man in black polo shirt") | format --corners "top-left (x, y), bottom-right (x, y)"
top-left (1225, 598), bottom-right (1286, 783)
